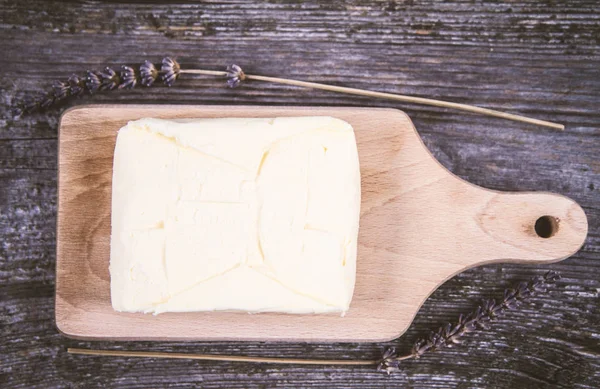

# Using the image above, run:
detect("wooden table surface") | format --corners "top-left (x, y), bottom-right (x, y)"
top-left (1, 1), bottom-right (598, 388)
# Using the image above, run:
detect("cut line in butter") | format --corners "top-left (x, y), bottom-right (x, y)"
top-left (109, 117), bottom-right (361, 314)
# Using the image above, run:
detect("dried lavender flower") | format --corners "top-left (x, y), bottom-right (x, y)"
top-left (39, 92), bottom-right (55, 109)
top-left (226, 64), bottom-right (245, 88)
top-left (100, 67), bottom-right (120, 91)
top-left (53, 80), bottom-right (70, 100)
top-left (377, 347), bottom-right (401, 375)
top-left (85, 70), bottom-right (102, 94)
top-left (161, 57), bottom-right (180, 86)
top-left (11, 106), bottom-right (24, 118)
top-left (68, 74), bottom-right (85, 97)
top-left (19, 95), bottom-right (40, 114)
top-left (140, 60), bottom-right (158, 87)
top-left (12, 60), bottom-right (156, 117)
top-left (379, 271), bottom-right (561, 374)
top-left (119, 65), bottom-right (138, 89)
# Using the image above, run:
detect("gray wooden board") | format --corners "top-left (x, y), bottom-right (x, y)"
top-left (1, 0), bottom-right (599, 388)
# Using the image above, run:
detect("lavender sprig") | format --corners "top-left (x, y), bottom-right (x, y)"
top-left (11, 58), bottom-right (564, 129)
top-left (378, 271), bottom-right (561, 375)
top-left (12, 58), bottom-right (179, 117)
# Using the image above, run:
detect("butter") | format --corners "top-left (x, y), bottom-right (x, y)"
top-left (110, 117), bottom-right (361, 314)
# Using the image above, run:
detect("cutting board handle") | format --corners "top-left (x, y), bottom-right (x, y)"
top-left (399, 109), bottom-right (588, 270)
top-left (471, 190), bottom-right (588, 264)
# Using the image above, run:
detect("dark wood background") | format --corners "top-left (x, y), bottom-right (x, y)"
top-left (1, 1), bottom-right (598, 388)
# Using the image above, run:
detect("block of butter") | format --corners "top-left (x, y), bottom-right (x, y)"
top-left (110, 117), bottom-right (361, 314)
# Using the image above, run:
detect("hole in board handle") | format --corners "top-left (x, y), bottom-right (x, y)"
top-left (535, 216), bottom-right (559, 238)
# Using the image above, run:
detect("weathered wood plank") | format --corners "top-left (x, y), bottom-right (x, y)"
top-left (1, 0), bottom-right (599, 388)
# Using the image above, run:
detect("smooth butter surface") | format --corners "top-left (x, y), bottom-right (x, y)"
top-left (110, 117), bottom-right (361, 314)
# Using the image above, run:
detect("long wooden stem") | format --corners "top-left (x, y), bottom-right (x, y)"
top-left (183, 69), bottom-right (227, 77)
top-left (395, 354), bottom-right (417, 361)
top-left (181, 69), bottom-right (564, 130)
top-left (67, 348), bottom-right (379, 366)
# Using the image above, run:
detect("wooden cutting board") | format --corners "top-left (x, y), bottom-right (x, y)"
top-left (56, 105), bottom-right (588, 342)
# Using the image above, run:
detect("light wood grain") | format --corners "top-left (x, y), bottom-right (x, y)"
top-left (55, 105), bottom-right (587, 342)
